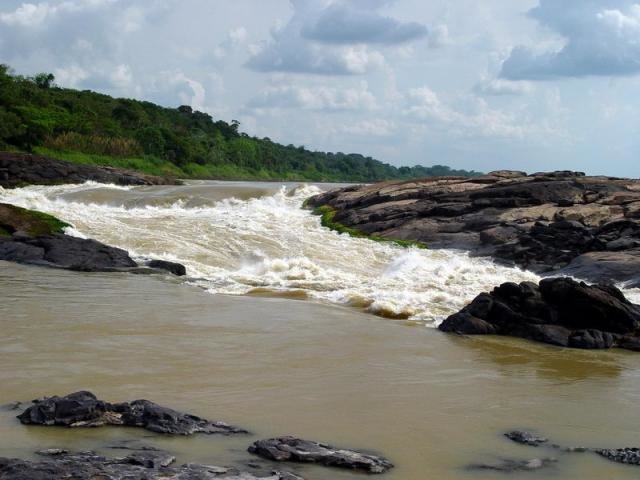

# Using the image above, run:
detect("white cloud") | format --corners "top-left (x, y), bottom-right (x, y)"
top-left (110, 63), bottom-right (132, 89)
top-left (54, 64), bottom-right (89, 87)
top-left (214, 26), bottom-right (249, 59)
top-left (474, 77), bottom-right (533, 96)
top-left (343, 118), bottom-right (395, 136)
top-left (0, 3), bottom-right (51, 26)
top-left (500, 0), bottom-right (640, 80)
top-left (247, 0), bottom-right (430, 75)
top-left (248, 82), bottom-right (377, 112)
top-left (405, 86), bottom-right (543, 139)
top-left (300, 1), bottom-right (428, 45)
top-left (0, 0), bottom-right (118, 27)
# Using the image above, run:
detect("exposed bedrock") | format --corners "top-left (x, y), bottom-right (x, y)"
top-left (0, 203), bottom-right (186, 275)
top-left (306, 171), bottom-right (640, 283)
top-left (439, 277), bottom-right (640, 351)
top-left (248, 437), bottom-right (393, 474)
top-left (0, 152), bottom-right (175, 188)
top-left (17, 391), bottom-right (247, 436)
top-left (0, 449), bottom-right (302, 480)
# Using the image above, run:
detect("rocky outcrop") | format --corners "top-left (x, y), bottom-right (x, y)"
top-left (18, 391), bottom-right (247, 436)
top-left (0, 449), bottom-right (302, 480)
top-left (439, 277), bottom-right (640, 351)
top-left (0, 233), bottom-right (138, 271)
top-left (0, 152), bottom-right (175, 188)
top-left (306, 171), bottom-right (640, 283)
top-left (0, 203), bottom-right (186, 275)
top-left (248, 437), bottom-right (393, 474)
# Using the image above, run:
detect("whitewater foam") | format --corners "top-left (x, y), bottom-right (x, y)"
top-left (5, 180), bottom-right (624, 325)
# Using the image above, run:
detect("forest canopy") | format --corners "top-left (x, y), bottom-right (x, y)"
top-left (0, 66), bottom-right (482, 181)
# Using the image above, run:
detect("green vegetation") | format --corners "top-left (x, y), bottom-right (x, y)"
top-left (0, 203), bottom-right (70, 236)
top-left (313, 205), bottom-right (427, 249)
top-left (0, 65), bottom-right (482, 182)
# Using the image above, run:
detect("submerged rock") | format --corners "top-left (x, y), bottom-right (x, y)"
top-left (504, 431), bottom-right (548, 446)
top-left (439, 277), bottom-right (640, 351)
top-left (0, 449), bottom-right (302, 480)
top-left (468, 457), bottom-right (557, 472)
top-left (17, 391), bottom-right (247, 436)
top-left (306, 171), bottom-right (640, 283)
top-left (248, 436), bottom-right (393, 474)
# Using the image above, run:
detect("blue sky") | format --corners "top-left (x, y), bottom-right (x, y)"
top-left (1, 0), bottom-right (639, 176)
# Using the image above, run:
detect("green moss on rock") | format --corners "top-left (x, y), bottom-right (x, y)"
top-left (0, 203), bottom-right (71, 237)
top-left (312, 204), bottom-right (427, 249)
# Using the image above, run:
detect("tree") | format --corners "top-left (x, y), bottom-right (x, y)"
top-left (34, 73), bottom-right (55, 89)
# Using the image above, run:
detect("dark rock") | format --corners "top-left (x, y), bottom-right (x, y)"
top-left (17, 391), bottom-right (247, 436)
top-left (0, 450), bottom-right (302, 480)
top-left (147, 259), bottom-right (187, 276)
top-left (0, 233), bottom-right (137, 272)
top-left (439, 277), bottom-right (640, 351)
top-left (248, 436), bottom-right (393, 474)
top-left (597, 448), bottom-right (640, 465)
top-left (505, 431), bottom-right (548, 446)
top-left (468, 458), bottom-right (556, 472)
top-left (306, 172), bottom-right (640, 283)
top-left (0, 152), bottom-right (175, 188)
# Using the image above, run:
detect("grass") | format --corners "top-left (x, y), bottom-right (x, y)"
top-left (32, 147), bottom-right (355, 182)
top-left (312, 205), bottom-right (427, 249)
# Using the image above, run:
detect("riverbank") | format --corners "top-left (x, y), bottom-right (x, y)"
top-left (0, 152), bottom-right (176, 188)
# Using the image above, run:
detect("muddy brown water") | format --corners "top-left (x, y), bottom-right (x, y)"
top-left (0, 181), bottom-right (640, 479)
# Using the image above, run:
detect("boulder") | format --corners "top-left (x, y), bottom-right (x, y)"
top-left (147, 259), bottom-right (187, 276)
top-left (438, 277), bottom-right (640, 351)
top-left (17, 391), bottom-right (247, 436)
top-left (0, 233), bottom-right (137, 271)
top-left (0, 449), bottom-right (302, 480)
top-left (248, 436), bottom-right (393, 474)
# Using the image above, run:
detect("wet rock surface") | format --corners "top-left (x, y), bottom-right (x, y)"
top-left (306, 171), bottom-right (640, 283)
top-left (248, 436), bottom-right (393, 474)
top-left (501, 429), bottom-right (640, 468)
top-left (596, 448), bottom-right (640, 465)
top-left (0, 152), bottom-right (175, 188)
top-left (504, 431), bottom-right (548, 446)
top-left (0, 233), bottom-right (138, 271)
top-left (0, 204), bottom-right (187, 275)
top-left (468, 457), bottom-right (557, 472)
top-left (146, 259), bottom-right (187, 276)
top-left (0, 449), bottom-right (302, 480)
top-left (439, 277), bottom-right (640, 350)
top-left (17, 391), bottom-right (247, 436)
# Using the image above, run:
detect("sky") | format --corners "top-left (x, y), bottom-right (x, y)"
top-left (1, 0), bottom-right (639, 176)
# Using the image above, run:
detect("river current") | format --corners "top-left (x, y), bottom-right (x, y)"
top-left (1, 181), bottom-right (640, 479)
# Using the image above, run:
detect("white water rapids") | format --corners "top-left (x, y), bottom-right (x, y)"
top-left (4, 180), bottom-right (637, 325)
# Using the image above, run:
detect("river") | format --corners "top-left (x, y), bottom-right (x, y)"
top-left (1, 181), bottom-right (639, 479)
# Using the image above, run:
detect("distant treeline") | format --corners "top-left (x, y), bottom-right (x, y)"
top-left (0, 65), bottom-right (482, 181)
